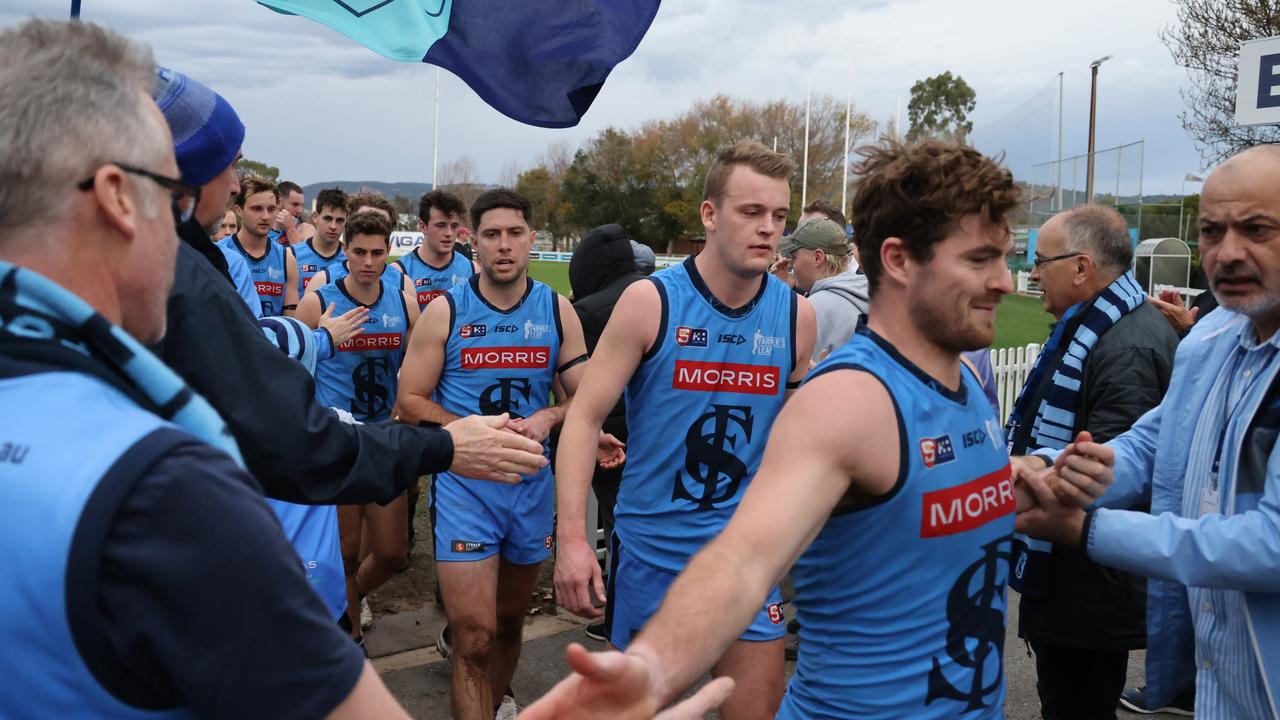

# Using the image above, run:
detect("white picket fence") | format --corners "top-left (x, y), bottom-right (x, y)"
top-left (990, 343), bottom-right (1041, 424)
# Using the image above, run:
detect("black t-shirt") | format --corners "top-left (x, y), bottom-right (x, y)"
top-left (74, 430), bottom-right (365, 717)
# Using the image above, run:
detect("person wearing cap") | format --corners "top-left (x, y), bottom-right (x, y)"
top-left (149, 66), bottom-right (548, 508)
top-left (630, 238), bottom-right (656, 276)
top-left (782, 217), bottom-right (869, 361)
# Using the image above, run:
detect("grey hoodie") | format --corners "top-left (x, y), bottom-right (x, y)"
top-left (807, 269), bottom-right (870, 361)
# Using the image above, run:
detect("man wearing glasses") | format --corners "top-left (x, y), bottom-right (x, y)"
top-left (1006, 204), bottom-right (1179, 719)
top-left (0, 19), bottom-right (413, 717)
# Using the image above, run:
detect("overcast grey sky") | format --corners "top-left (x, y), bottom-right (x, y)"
top-left (6, 0), bottom-right (1208, 194)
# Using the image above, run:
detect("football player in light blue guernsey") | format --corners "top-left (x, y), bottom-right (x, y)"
top-left (303, 191), bottom-right (414, 299)
top-left (396, 188), bottom-right (621, 720)
top-left (296, 209), bottom-right (420, 645)
top-left (218, 175), bottom-right (299, 317)
top-left (293, 187), bottom-right (348, 290)
top-left (393, 188), bottom-right (476, 311)
top-left (525, 139), bottom-right (1113, 720)
top-left (552, 139), bottom-right (816, 720)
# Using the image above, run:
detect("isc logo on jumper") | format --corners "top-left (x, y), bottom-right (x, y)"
top-left (461, 346), bottom-right (551, 369)
top-left (920, 465), bottom-right (1014, 538)
top-left (672, 360), bottom-right (780, 395)
top-left (676, 326), bottom-right (708, 347)
top-left (920, 434), bottom-right (956, 468)
top-left (459, 323), bottom-right (487, 338)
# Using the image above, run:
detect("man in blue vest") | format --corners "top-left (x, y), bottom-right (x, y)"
top-left (552, 139), bottom-right (816, 720)
top-left (396, 188), bottom-right (610, 720)
top-left (0, 18), bottom-right (410, 717)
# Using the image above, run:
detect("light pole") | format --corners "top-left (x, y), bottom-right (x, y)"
top-left (1085, 55), bottom-right (1112, 204)
top-left (1178, 173), bottom-right (1204, 242)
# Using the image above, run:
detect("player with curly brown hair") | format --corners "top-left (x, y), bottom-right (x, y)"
top-left (523, 138), bottom-right (1052, 719)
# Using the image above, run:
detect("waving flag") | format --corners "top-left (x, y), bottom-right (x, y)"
top-left (258, 0), bottom-right (660, 128)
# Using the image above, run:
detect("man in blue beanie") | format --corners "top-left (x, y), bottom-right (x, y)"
top-left (150, 67), bottom-right (549, 508)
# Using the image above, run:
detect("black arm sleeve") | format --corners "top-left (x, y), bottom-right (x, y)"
top-left (156, 245), bottom-right (452, 504)
top-left (81, 436), bottom-right (365, 718)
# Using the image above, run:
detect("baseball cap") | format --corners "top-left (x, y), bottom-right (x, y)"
top-left (780, 217), bottom-right (850, 257)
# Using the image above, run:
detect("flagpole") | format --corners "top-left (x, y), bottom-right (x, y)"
top-left (841, 67), bottom-right (852, 222)
top-left (801, 75), bottom-right (811, 211)
top-left (431, 68), bottom-right (441, 189)
top-left (70, 0), bottom-right (81, 18)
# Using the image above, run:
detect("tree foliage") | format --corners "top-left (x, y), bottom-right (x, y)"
top-left (1161, 0), bottom-right (1280, 164)
top-left (236, 158), bottom-right (279, 182)
top-left (906, 71), bottom-right (977, 142)
top-left (545, 94), bottom-right (875, 251)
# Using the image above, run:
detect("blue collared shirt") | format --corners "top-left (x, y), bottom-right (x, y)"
top-left (1182, 320), bottom-right (1280, 718)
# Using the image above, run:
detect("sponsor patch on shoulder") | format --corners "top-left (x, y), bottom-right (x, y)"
top-left (919, 434), bottom-right (956, 468)
top-left (676, 326), bottom-right (708, 347)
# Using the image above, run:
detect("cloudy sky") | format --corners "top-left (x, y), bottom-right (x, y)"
top-left (5, 0), bottom-right (1209, 194)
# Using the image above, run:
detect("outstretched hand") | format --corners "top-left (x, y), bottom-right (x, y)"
top-left (318, 303), bottom-right (368, 347)
top-left (444, 413), bottom-right (547, 483)
top-left (1014, 467), bottom-right (1087, 547)
top-left (518, 644), bottom-right (733, 720)
top-left (1149, 290), bottom-right (1198, 334)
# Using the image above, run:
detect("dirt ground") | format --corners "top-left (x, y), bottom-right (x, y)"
top-left (365, 480), bottom-right (562, 621)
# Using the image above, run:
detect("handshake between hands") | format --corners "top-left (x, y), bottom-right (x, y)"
top-left (1012, 430), bottom-right (1116, 547)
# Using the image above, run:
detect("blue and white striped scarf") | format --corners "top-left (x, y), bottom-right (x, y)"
top-left (0, 261), bottom-right (243, 467)
top-left (1006, 270), bottom-right (1146, 595)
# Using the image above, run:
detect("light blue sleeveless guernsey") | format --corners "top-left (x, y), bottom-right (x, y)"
top-left (778, 326), bottom-right (1015, 720)
top-left (434, 275), bottom-right (561, 466)
top-left (217, 235), bottom-right (291, 317)
top-left (313, 278), bottom-right (409, 422)
top-left (0, 371), bottom-right (194, 718)
top-left (615, 257), bottom-right (797, 573)
top-left (317, 258), bottom-right (404, 291)
top-left (393, 248), bottom-right (474, 310)
top-left (293, 238), bottom-right (344, 290)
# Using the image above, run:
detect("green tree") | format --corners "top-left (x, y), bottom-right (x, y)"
top-left (906, 71), bottom-right (977, 142)
top-left (236, 158), bottom-right (279, 182)
top-left (1161, 0), bottom-right (1280, 163)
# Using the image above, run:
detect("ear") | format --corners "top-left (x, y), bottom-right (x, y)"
top-left (700, 199), bottom-right (717, 233)
top-left (418, 219), bottom-right (427, 232)
top-left (90, 164), bottom-right (140, 240)
top-left (813, 248), bottom-right (827, 268)
top-left (1073, 254), bottom-right (1095, 287)
top-left (879, 236), bottom-right (911, 289)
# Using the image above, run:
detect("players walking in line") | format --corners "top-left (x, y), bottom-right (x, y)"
top-left (393, 189), bottom-right (475, 311)
top-left (553, 139), bottom-right (816, 720)
top-left (396, 188), bottom-right (607, 720)
top-left (219, 175), bottom-right (299, 316)
top-left (296, 209), bottom-right (420, 646)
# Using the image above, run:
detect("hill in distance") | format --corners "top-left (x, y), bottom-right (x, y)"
top-left (301, 181), bottom-right (434, 201)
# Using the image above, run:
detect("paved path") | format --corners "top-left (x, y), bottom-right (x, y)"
top-left (370, 592), bottom-right (1180, 718)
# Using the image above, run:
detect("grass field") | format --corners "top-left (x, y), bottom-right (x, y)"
top-left (526, 260), bottom-right (1052, 350)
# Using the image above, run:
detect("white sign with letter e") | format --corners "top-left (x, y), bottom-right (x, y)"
top-left (1236, 36), bottom-right (1280, 127)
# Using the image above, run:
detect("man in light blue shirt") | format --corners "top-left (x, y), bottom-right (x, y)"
top-left (1016, 144), bottom-right (1280, 719)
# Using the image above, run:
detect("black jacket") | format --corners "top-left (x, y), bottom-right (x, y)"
top-left (556, 224), bottom-right (644, 492)
top-left (1014, 300), bottom-right (1179, 650)
top-left (149, 218), bottom-right (452, 506)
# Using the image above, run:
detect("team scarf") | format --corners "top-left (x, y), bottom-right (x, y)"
top-left (0, 261), bottom-right (243, 468)
top-left (1005, 270), bottom-right (1146, 595)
